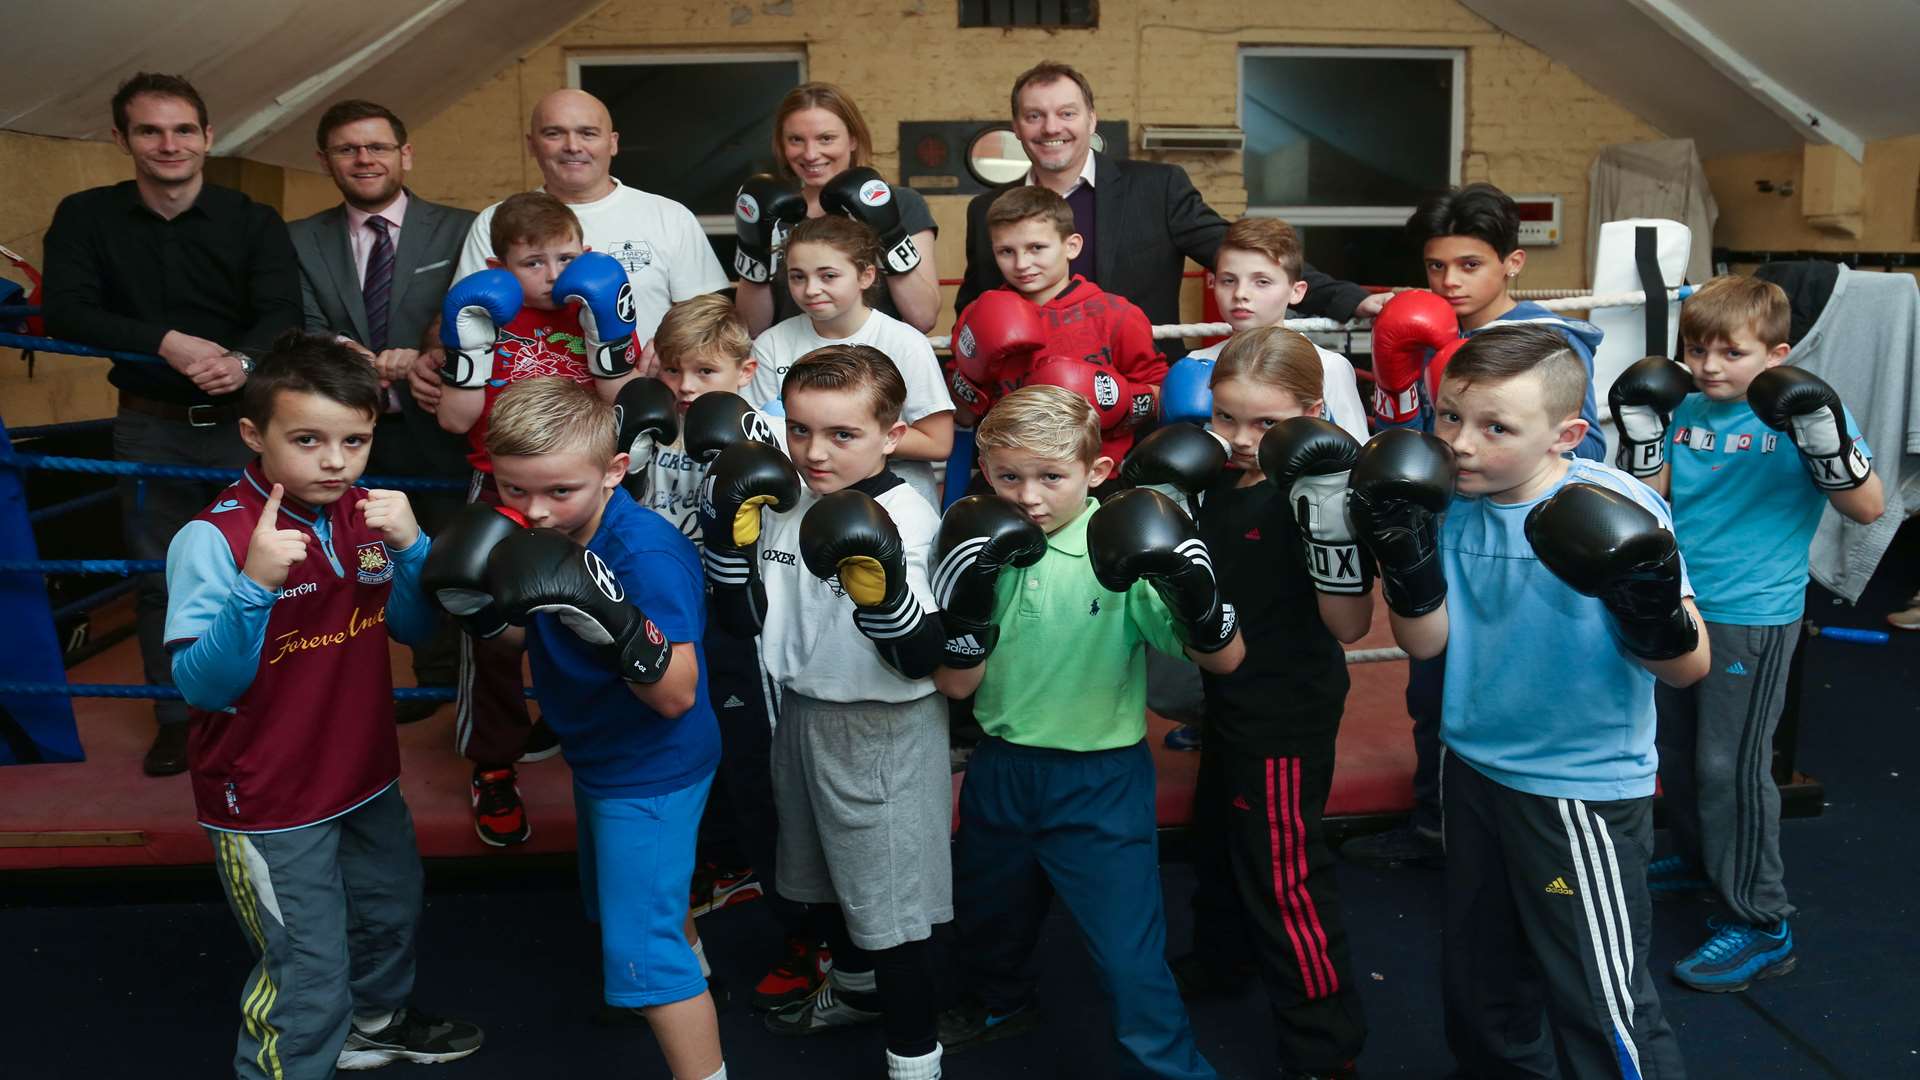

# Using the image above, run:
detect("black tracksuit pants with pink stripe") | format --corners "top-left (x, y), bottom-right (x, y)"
top-left (1189, 731), bottom-right (1365, 1073)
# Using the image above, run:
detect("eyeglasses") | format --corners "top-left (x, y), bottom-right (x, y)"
top-left (325, 142), bottom-right (400, 160)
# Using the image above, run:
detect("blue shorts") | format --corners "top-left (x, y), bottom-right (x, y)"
top-left (574, 773), bottom-right (714, 1007)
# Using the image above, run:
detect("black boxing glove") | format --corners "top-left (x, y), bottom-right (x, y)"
top-left (1746, 366), bottom-right (1871, 491)
top-left (931, 494), bottom-right (1047, 668)
top-left (1607, 356), bottom-right (1693, 477)
top-left (698, 440), bottom-right (801, 636)
top-left (1117, 424), bottom-right (1231, 496)
top-left (1260, 417), bottom-right (1372, 596)
top-left (1087, 488), bottom-right (1236, 653)
top-left (733, 174), bottom-right (807, 285)
top-left (422, 503), bottom-right (526, 638)
top-left (685, 391), bottom-right (781, 466)
top-left (821, 167), bottom-right (920, 275)
top-left (613, 377), bottom-right (678, 500)
top-left (1348, 429), bottom-right (1454, 618)
top-left (486, 528), bottom-right (674, 683)
top-left (799, 490), bottom-right (943, 678)
top-left (1526, 482), bottom-right (1698, 661)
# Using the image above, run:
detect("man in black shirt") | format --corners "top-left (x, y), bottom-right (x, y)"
top-left (42, 72), bottom-right (301, 776)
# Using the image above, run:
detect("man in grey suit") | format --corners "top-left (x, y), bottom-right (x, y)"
top-left (289, 98), bottom-right (472, 722)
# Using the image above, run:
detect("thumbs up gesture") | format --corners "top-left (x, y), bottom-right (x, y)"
top-left (243, 484), bottom-right (310, 591)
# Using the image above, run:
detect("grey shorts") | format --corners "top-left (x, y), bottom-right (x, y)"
top-left (771, 690), bottom-right (953, 950)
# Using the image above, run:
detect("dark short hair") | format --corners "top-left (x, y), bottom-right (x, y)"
top-left (1010, 61), bottom-right (1095, 120)
top-left (1406, 182), bottom-right (1521, 258)
top-left (781, 344), bottom-right (907, 427)
top-left (986, 184), bottom-right (1076, 241)
top-left (1439, 323), bottom-right (1588, 422)
top-left (316, 99), bottom-right (407, 150)
top-left (112, 72), bottom-right (208, 133)
top-left (489, 191), bottom-right (582, 257)
top-left (242, 331), bottom-right (383, 430)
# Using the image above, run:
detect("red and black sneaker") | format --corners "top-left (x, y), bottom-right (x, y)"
top-left (752, 937), bottom-right (831, 1011)
top-left (470, 767), bottom-right (530, 847)
top-left (691, 862), bottom-right (764, 918)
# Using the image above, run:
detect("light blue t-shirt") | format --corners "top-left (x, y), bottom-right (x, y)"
top-left (1440, 458), bottom-right (1690, 802)
top-left (1668, 393), bottom-right (1870, 625)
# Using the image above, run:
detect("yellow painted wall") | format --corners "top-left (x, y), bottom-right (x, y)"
top-left (1705, 135), bottom-right (1920, 274)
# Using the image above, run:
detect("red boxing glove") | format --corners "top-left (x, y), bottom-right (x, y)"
top-left (950, 366), bottom-right (996, 424)
top-left (1423, 336), bottom-right (1470, 407)
top-left (953, 290), bottom-right (1045, 385)
top-left (1370, 290), bottom-right (1458, 424)
top-left (1023, 355), bottom-right (1139, 433)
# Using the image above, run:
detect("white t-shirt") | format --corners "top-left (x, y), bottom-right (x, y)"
top-left (457, 179), bottom-right (728, 345)
top-left (1187, 339), bottom-right (1371, 446)
top-left (749, 309), bottom-right (955, 506)
top-left (755, 475), bottom-right (940, 704)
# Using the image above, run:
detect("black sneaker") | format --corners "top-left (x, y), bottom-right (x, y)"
top-left (336, 1007), bottom-right (483, 1070)
top-left (1340, 823), bottom-right (1444, 868)
top-left (937, 995), bottom-right (1041, 1053)
top-left (763, 975), bottom-right (882, 1036)
top-left (518, 720), bottom-right (562, 763)
top-left (471, 767), bottom-right (530, 847)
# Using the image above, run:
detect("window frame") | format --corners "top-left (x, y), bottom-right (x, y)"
top-left (1236, 45), bottom-right (1466, 226)
top-left (568, 49), bottom-right (809, 236)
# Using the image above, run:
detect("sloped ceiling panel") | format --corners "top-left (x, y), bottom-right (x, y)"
top-left (0, 0), bottom-right (601, 170)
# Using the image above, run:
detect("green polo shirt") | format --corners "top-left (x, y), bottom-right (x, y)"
top-left (974, 498), bottom-right (1186, 751)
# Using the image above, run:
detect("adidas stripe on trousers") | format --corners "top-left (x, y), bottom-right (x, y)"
top-left (1653, 619), bottom-right (1798, 927)
top-left (207, 784), bottom-right (424, 1080)
top-left (1442, 757), bottom-right (1686, 1079)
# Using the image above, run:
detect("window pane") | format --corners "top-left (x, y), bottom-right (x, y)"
top-left (1294, 225), bottom-right (1421, 290)
top-left (1243, 54), bottom-right (1453, 209)
top-left (580, 59), bottom-right (803, 220)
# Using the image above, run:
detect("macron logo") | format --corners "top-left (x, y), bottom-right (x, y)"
top-left (277, 581), bottom-right (318, 601)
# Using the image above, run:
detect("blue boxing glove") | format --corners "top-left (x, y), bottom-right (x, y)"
top-left (554, 251), bottom-right (637, 378)
top-left (440, 269), bottom-right (522, 389)
top-left (1160, 356), bottom-right (1215, 426)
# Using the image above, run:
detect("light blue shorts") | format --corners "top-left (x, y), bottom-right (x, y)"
top-left (574, 773), bottom-right (713, 1007)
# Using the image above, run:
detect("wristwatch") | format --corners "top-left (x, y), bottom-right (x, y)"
top-left (229, 351), bottom-right (256, 375)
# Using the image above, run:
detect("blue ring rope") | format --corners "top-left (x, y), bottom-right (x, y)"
top-left (2, 452), bottom-right (466, 492)
top-left (27, 487), bottom-right (117, 524)
top-left (0, 332), bottom-right (166, 366)
top-left (7, 418), bottom-right (116, 440)
top-left (0, 682), bottom-right (535, 703)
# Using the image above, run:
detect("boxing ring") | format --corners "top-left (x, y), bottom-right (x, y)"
top-left (0, 265), bottom-right (1828, 870)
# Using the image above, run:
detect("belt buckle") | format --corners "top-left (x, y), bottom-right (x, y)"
top-left (187, 404), bottom-right (220, 428)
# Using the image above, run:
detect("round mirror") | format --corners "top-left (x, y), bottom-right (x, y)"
top-left (965, 127), bottom-right (1030, 186)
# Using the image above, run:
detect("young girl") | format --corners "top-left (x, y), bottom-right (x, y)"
top-left (747, 215), bottom-right (953, 508)
top-left (735, 82), bottom-right (941, 336)
top-left (1164, 326), bottom-right (1372, 1078)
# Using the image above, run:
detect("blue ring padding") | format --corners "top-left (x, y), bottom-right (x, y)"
top-left (1, 452), bottom-right (467, 492)
top-left (7, 418), bottom-right (116, 440)
top-left (0, 682), bottom-right (534, 703)
top-left (0, 332), bottom-right (166, 366)
top-left (28, 487), bottom-right (117, 524)
top-left (0, 559), bottom-right (164, 575)
top-left (48, 578), bottom-right (139, 621)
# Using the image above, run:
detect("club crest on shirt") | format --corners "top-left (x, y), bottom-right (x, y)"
top-left (607, 240), bottom-right (654, 272)
top-left (356, 541), bottom-right (394, 584)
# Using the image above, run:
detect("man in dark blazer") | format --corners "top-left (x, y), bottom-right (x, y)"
top-left (290, 98), bottom-right (472, 721)
top-left (955, 61), bottom-right (1391, 330)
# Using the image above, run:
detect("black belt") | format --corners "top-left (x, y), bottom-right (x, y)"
top-left (119, 392), bottom-right (238, 427)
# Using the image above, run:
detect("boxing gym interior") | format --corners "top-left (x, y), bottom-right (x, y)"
top-left (3, 2), bottom-right (1916, 1077)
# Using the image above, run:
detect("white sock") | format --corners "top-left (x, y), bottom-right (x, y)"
top-left (351, 1009), bottom-right (393, 1034)
top-left (887, 1044), bottom-right (942, 1080)
top-left (829, 965), bottom-right (877, 994)
top-left (691, 937), bottom-right (711, 978)
top-left (682, 1065), bottom-right (725, 1080)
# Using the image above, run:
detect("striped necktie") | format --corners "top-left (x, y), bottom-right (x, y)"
top-left (362, 215), bottom-right (394, 352)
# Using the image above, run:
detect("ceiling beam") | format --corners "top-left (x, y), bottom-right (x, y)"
top-left (1622, 0), bottom-right (1865, 161)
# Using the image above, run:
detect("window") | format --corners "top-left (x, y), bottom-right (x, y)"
top-left (960, 0), bottom-right (1096, 28)
top-left (571, 51), bottom-right (806, 248)
top-left (1239, 46), bottom-right (1463, 288)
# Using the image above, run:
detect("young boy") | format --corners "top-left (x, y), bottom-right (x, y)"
top-left (647, 295), bottom-right (829, 1010)
top-left (1362, 323), bottom-right (1708, 1076)
top-left (1349, 181), bottom-right (1612, 868)
top-left (164, 333), bottom-right (482, 1077)
top-left (699, 345), bottom-right (952, 1080)
top-left (427, 376), bottom-right (727, 1080)
top-left (1161, 217), bottom-right (1371, 445)
top-left (434, 191), bottom-right (642, 846)
top-left (932, 385), bottom-right (1245, 1079)
top-left (950, 185), bottom-right (1166, 465)
top-left (1614, 275), bottom-right (1882, 991)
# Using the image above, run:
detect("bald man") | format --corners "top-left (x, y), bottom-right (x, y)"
top-left (448, 89), bottom-right (727, 360)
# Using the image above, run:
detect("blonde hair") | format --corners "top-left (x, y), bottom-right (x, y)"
top-left (770, 82), bottom-right (874, 184)
top-left (486, 377), bottom-right (615, 464)
top-left (976, 385), bottom-right (1101, 466)
top-left (1218, 218), bottom-right (1303, 281)
top-left (1681, 274), bottom-right (1791, 349)
top-left (1213, 327), bottom-right (1323, 409)
top-left (654, 294), bottom-right (751, 369)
